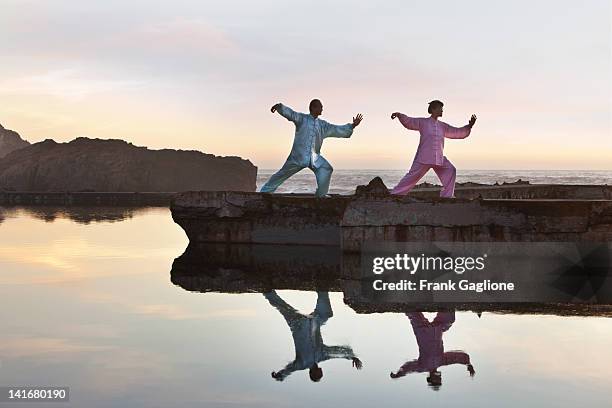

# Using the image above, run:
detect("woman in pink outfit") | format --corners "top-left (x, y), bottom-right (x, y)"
top-left (391, 100), bottom-right (477, 198)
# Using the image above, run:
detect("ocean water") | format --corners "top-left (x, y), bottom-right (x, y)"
top-left (257, 169), bottom-right (612, 195)
top-left (0, 206), bottom-right (611, 407)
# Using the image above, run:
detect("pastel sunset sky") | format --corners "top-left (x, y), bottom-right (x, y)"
top-left (1, 0), bottom-right (610, 169)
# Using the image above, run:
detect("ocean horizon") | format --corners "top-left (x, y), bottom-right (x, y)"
top-left (257, 169), bottom-right (612, 195)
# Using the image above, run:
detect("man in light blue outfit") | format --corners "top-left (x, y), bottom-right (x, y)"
top-left (260, 99), bottom-right (363, 196)
top-left (264, 290), bottom-right (363, 382)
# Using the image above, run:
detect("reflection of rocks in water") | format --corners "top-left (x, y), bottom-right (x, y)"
top-left (170, 243), bottom-right (612, 317)
top-left (0, 206), bottom-right (18, 225)
top-left (171, 243), bottom-right (346, 293)
top-left (0, 205), bottom-right (155, 224)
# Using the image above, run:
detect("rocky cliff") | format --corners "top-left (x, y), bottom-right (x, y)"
top-left (0, 137), bottom-right (257, 192)
top-left (0, 123), bottom-right (30, 158)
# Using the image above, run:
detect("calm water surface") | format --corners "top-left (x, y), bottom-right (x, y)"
top-left (0, 206), bottom-right (611, 407)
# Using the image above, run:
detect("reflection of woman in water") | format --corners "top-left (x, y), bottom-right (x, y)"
top-left (390, 312), bottom-right (474, 390)
top-left (264, 290), bottom-right (363, 382)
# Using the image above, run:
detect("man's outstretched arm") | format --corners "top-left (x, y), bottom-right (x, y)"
top-left (323, 113), bottom-right (363, 139)
top-left (321, 345), bottom-right (363, 370)
top-left (444, 114), bottom-right (477, 139)
top-left (271, 103), bottom-right (302, 124)
top-left (271, 361), bottom-right (300, 382)
top-left (391, 112), bottom-right (420, 131)
top-left (322, 345), bottom-right (357, 360)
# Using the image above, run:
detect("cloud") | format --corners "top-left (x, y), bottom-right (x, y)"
top-left (132, 303), bottom-right (257, 320)
top-left (120, 17), bottom-right (238, 55)
top-left (78, 290), bottom-right (256, 321)
top-left (0, 68), bottom-right (147, 100)
top-left (0, 336), bottom-right (112, 359)
top-left (0, 238), bottom-right (176, 285)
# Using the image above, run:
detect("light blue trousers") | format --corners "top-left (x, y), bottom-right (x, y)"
top-left (264, 290), bottom-right (333, 327)
top-left (260, 158), bottom-right (333, 196)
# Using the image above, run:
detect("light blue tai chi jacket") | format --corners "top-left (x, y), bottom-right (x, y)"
top-left (275, 104), bottom-right (353, 169)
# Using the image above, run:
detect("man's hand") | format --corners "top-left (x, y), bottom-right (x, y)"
top-left (467, 364), bottom-right (475, 377)
top-left (391, 112), bottom-right (401, 120)
top-left (271, 103), bottom-right (281, 113)
top-left (468, 114), bottom-right (477, 128)
top-left (271, 371), bottom-right (283, 381)
top-left (390, 371), bottom-right (399, 378)
top-left (352, 113), bottom-right (363, 128)
top-left (352, 357), bottom-right (363, 370)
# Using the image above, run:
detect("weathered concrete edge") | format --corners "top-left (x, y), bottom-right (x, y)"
top-left (1, 191), bottom-right (176, 206)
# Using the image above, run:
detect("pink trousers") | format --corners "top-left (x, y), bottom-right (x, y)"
top-left (391, 157), bottom-right (457, 198)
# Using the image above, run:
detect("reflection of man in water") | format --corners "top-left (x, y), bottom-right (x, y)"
top-left (390, 312), bottom-right (474, 390)
top-left (264, 290), bottom-right (363, 382)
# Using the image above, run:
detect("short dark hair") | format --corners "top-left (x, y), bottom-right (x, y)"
top-left (309, 366), bottom-right (323, 382)
top-left (428, 100), bottom-right (444, 114)
top-left (309, 99), bottom-right (322, 111)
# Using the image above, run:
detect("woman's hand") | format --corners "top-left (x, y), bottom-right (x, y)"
top-left (468, 114), bottom-right (477, 128)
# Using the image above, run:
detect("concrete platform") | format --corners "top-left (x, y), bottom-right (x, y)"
top-left (171, 179), bottom-right (612, 251)
top-left (410, 182), bottom-right (612, 200)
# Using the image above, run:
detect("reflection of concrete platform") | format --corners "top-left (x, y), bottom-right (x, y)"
top-left (170, 243), bottom-right (612, 317)
top-left (171, 178), bottom-right (612, 250)
top-left (171, 243), bottom-right (345, 293)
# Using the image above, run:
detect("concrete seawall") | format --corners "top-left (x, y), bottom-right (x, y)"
top-left (410, 183), bottom-right (612, 200)
top-left (171, 180), bottom-right (612, 251)
top-left (341, 197), bottom-right (612, 251)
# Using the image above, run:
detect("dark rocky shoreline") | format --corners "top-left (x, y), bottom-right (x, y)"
top-left (0, 123), bottom-right (257, 193)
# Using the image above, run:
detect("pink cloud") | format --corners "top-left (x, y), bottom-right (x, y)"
top-left (121, 17), bottom-right (238, 55)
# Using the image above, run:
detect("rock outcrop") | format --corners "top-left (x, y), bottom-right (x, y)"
top-left (354, 176), bottom-right (390, 197)
top-left (0, 137), bottom-right (257, 192)
top-left (0, 123), bottom-right (30, 158)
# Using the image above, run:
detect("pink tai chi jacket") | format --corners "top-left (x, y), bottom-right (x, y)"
top-left (396, 114), bottom-right (471, 166)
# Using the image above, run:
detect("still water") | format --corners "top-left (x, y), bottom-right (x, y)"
top-left (1, 206), bottom-right (611, 407)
